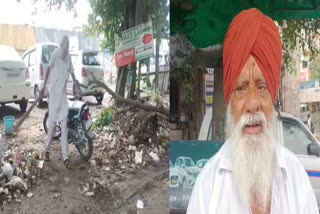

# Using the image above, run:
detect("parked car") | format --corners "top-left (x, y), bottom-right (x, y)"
top-left (0, 45), bottom-right (31, 112)
top-left (199, 107), bottom-right (320, 207)
top-left (22, 43), bottom-right (59, 107)
top-left (300, 104), bottom-right (310, 123)
top-left (68, 50), bottom-right (105, 104)
top-left (174, 157), bottom-right (198, 191)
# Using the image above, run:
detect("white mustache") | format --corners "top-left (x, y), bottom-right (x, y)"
top-left (238, 112), bottom-right (266, 128)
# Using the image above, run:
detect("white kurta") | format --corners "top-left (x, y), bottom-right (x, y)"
top-left (48, 49), bottom-right (74, 123)
top-left (187, 140), bottom-right (319, 214)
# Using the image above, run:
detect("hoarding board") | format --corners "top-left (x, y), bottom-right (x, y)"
top-left (169, 141), bottom-right (224, 211)
top-left (115, 21), bottom-right (154, 67)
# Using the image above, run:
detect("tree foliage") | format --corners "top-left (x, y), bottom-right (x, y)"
top-left (85, 0), bottom-right (169, 54)
top-left (278, 19), bottom-right (320, 74)
top-left (32, 0), bottom-right (78, 16)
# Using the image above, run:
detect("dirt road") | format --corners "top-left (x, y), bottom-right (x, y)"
top-left (0, 95), bottom-right (169, 214)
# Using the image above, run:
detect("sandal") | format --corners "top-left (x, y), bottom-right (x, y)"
top-left (64, 159), bottom-right (70, 169)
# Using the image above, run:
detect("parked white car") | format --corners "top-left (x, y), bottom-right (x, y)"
top-left (68, 50), bottom-right (105, 104)
top-left (199, 107), bottom-right (320, 207)
top-left (22, 43), bottom-right (59, 106)
top-left (174, 157), bottom-right (198, 191)
top-left (0, 45), bottom-right (31, 112)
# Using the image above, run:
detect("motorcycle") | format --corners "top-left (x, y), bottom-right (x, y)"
top-left (43, 98), bottom-right (95, 161)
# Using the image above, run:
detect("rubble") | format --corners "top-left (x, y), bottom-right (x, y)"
top-left (92, 105), bottom-right (169, 173)
top-left (1, 162), bottom-right (14, 180)
top-left (5, 176), bottom-right (28, 192)
top-left (0, 138), bottom-right (43, 207)
top-left (149, 151), bottom-right (160, 163)
top-left (27, 192), bottom-right (33, 198)
top-left (84, 191), bottom-right (95, 197)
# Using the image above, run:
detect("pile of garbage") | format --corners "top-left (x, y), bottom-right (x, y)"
top-left (0, 141), bottom-right (42, 205)
top-left (93, 106), bottom-right (169, 173)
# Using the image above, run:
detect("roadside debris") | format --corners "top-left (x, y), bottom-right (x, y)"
top-left (27, 192), bottom-right (33, 198)
top-left (0, 140), bottom-right (43, 206)
top-left (149, 151), bottom-right (160, 163)
top-left (137, 199), bottom-right (144, 214)
top-left (93, 105), bottom-right (169, 173)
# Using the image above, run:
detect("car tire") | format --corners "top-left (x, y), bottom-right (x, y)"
top-left (19, 100), bottom-right (28, 112)
top-left (95, 93), bottom-right (104, 105)
top-left (34, 86), bottom-right (43, 108)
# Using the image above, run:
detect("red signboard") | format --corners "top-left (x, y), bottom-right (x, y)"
top-left (115, 48), bottom-right (136, 67)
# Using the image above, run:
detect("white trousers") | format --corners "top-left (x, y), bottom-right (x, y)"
top-left (46, 118), bottom-right (68, 161)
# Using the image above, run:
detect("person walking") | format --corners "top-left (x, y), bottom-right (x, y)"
top-left (307, 114), bottom-right (314, 134)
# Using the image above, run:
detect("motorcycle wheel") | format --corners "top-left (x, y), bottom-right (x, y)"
top-left (76, 136), bottom-right (93, 161)
top-left (43, 111), bottom-right (62, 139)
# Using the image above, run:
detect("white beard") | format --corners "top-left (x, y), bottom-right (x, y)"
top-left (225, 105), bottom-right (277, 212)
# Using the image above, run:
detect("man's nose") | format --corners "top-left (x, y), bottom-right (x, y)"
top-left (244, 86), bottom-right (260, 114)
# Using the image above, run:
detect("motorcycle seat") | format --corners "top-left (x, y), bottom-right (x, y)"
top-left (68, 100), bottom-right (85, 117)
top-left (68, 108), bottom-right (79, 117)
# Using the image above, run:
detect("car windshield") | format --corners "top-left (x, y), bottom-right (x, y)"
top-left (185, 159), bottom-right (195, 167)
top-left (82, 53), bottom-right (100, 66)
top-left (42, 45), bottom-right (58, 64)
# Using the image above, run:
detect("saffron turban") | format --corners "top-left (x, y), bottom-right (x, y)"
top-left (223, 8), bottom-right (283, 104)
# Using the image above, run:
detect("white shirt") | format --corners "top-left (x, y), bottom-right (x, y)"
top-left (187, 140), bottom-right (319, 214)
top-left (48, 49), bottom-right (74, 122)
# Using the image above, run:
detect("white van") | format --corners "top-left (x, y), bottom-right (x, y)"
top-left (22, 43), bottom-right (59, 106)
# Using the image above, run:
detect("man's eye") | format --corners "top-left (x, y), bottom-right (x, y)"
top-left (236, 86), bottom-right (245, 91)
top-left (257, 85), bottom-right (267, 90)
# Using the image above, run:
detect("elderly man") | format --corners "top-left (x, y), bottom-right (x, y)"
top-left (41, 35), bottom-right (80, 169)
top-left (187, 8), bottom-right (318, 214)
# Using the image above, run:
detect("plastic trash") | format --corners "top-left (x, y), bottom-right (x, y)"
top-left (135, 150), bottom-right (143, 164)
top-left (149, 151), bottom-right (160, 163)
top-left (137, 199), bottom-right (144, 214)
top-left (5, 176), bottom-right (28, 192)
top-left (1, 162), bottom-right (14, 181)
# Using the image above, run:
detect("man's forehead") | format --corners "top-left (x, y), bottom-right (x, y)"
top-left (236, 56), bottom-right (265, 83)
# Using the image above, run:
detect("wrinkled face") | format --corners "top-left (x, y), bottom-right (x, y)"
top-left (230, 55), bottom-right (274, 135)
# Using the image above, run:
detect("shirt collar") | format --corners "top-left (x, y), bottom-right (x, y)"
top-left (218, 139), bottom-right (288, 181)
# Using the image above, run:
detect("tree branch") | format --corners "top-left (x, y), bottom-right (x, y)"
top-left (87, 72), bottom-right (169, 117)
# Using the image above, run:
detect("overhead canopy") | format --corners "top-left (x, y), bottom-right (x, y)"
top-left (170, 0), bottom-right (320, 48)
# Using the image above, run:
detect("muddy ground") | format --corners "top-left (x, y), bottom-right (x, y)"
top-left (0, 94), bottom-right (169, 214)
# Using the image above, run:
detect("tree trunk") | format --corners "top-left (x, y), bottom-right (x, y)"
top-left (129, 63), bottom-right (137, 99)
top-left (155, 38), bottom-right (160, 91)
top-left (89, 78), bottom-right (169, 117)
top-left (115, 67), bottom-right (129, 105)
top-left (115, 0), bottom-right (137, 104)
top-left (137, 61), bottom-right (142, 99)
